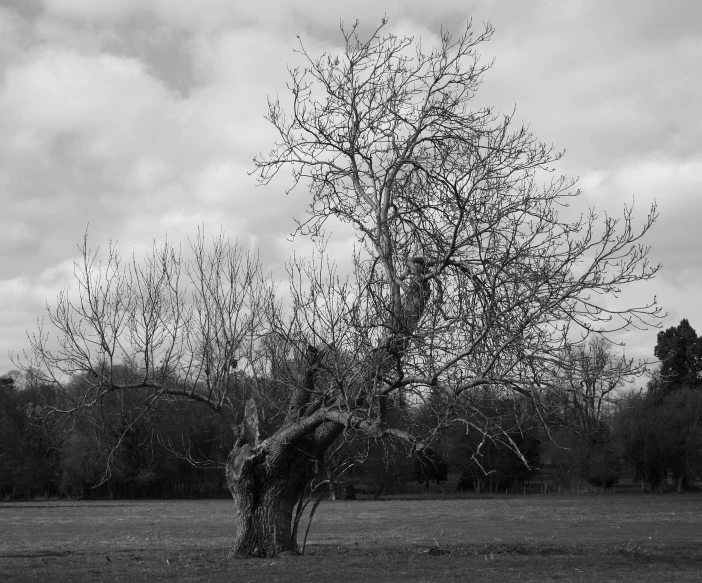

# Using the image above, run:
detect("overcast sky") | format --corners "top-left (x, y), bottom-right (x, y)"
top-left (1, 0), bottom-right (700, 378)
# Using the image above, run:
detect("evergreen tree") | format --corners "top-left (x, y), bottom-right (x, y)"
top-left (654, 319), bottom-right (702, 393)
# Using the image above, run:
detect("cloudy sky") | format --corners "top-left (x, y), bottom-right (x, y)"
top-left (1, 0), bottom-right (700, 377)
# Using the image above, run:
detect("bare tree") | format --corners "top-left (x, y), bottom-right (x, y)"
top-left (250, 18), bottom-right (660, 550)
top-left (18, 19), bottom-right (661, 558)
top-left (538, 338), bottom-right (632, 490)
top-left (553, 337), bottom-right (630, 434)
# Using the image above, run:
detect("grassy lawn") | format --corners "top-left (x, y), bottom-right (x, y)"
top-left (1, 494), bottom-right (701, 581)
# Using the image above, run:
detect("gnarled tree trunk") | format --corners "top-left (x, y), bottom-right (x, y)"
top-left (226, 443), bottom-right (312, 557)
top-left (225, 395), bottom-right (333, 558)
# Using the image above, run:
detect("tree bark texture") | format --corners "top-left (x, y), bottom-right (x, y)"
top-left (225, 397), bottom-right (337, 557)
top-left (226, 444), bottom-right (312, 557)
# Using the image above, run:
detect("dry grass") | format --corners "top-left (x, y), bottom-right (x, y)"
top-left (1, 494), bottom-right (701, 581)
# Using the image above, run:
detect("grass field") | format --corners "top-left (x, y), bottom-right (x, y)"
top-left (1, 494), bottom-right (702, 582)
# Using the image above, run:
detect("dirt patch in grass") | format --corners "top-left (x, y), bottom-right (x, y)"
top-left (1, 494), bottom-right (701, 581)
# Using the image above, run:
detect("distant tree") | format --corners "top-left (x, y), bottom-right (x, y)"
top-left (539, 338), bottom-right (628, 490)
top-left (60, 432), bottom-right (104, 498)
top-left (653, 319), bottom-right (702, 393)
top-left (0, 372), bottom-right (17, 389)
top-left (583, 425), bottom-right (621, 490)
top-left (435, 387), bottom-right (540, 493)
top-left (413, 449), bottom-right (447, 492)
top-left (618, 388), bottom-right (702, 492)
top-left (555, 338), bottom-right (629, 432)
top-left (453, 416), bottom-right (540, 493)
top-left (0, 377), bottom-right (63, 499)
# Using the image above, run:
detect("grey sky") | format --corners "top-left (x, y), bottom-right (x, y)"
top-left (1, 0), bottom-right (700, 375)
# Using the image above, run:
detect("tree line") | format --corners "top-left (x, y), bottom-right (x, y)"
top-left (0, 368), bottom-right (231, 499)
top-left (3, 319), bottom-right (700, 499)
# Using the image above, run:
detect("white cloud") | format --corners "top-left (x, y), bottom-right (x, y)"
top-left (1, 0), bottom-right (701, 373)
top-left (43, 0), bottom-right (143, 21)
top-left (0, 259), bottom-right (77, 362)
top-left (0, 7), bottom-right (30, 63)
